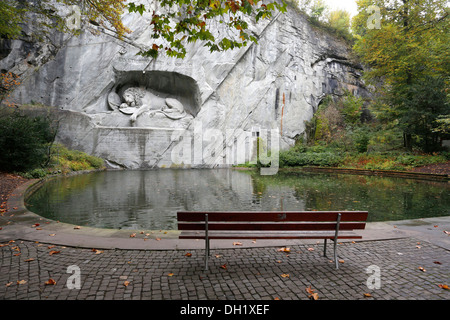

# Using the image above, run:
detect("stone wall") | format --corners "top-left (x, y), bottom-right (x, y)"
top-left (1, 2), bottom-right (368, 169)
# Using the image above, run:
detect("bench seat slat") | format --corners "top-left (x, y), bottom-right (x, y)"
top-left (177, 211), bottom-right (368, 270)
top-left (177, 222), bottom-right (366, 231)
top-left (179, 230), bottom-right (362, 240)
top-left (177, 211), bottom-right (368, 223)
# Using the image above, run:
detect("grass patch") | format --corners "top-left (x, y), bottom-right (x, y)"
top-left (19, 144), bottom-right (105, 179)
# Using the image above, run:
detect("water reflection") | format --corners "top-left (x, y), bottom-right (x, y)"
top-left (25, 169), bottom-right (450, 230)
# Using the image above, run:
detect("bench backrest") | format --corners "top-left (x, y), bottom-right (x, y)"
top-left (177, 211), bottom-right (368, 232)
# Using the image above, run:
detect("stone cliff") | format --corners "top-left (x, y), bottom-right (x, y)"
top-left (1, 2), bottom-right (368, 170)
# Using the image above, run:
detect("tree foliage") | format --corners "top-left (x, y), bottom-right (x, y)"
top-left (0, 1), bottom-right (23, 39)
top-left (1, 0), bottom-right (286, 59)
top-left (352, 0), bottom-right (449, 152)
top-left (0, 113), bottom-right (56, 172)
top-left (129, 0), bottom-right (286, 58)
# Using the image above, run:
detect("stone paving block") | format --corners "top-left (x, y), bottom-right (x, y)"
top-left (0, 238), bottom-right (449, 300)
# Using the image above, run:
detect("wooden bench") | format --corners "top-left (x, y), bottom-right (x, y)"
top-left (177, 211), bottom-right (368, 270)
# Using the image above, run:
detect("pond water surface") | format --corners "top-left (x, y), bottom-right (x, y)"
top-left (25, 169), bottom-right (450, 230)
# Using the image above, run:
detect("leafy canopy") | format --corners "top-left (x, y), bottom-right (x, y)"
top-left (1, 0), bottom-right (287, 59)
top-left (352, 0), bottom-right (449, 152)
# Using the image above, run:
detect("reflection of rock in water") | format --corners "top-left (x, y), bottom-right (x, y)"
top-left (25, 170), bottom-right (305, 229)
top-left (25, 170), bottom-right (450, 230)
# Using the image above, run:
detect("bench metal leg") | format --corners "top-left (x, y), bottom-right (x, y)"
top-left (333, 213), bottom-right (341, 269)
top-left (205, 214), bottom-right (209, 271)
top-left (323, 213), bottom-right (341, 269)
top-left (324, 239), bottom-right (339, 269)
top-left (333, 239), bottom-right (339, 269)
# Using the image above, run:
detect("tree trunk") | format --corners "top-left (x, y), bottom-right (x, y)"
top-left (403, 132), bottom-right (412, 151)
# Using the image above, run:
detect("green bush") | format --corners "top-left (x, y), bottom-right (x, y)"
top-left (0, 113), bottom-right (55, 172)
top-left (20, 168), bottom-right (49, 179)
top-left (280, 151), bottom-right (342, 167)
top-left (50, 144), bottom-right (105, 173)
top-left (352, 128), bottom-right (370, 153)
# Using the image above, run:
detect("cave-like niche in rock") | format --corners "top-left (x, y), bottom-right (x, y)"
top-left (103, 71), bottom-right (201, 129)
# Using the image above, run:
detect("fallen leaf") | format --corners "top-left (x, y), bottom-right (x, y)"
top-left (17, 280), bottom-right (27, 285)
top-left (305, 286), bottom-right (319, 300)
top-left (49, 250), bottom-right (60, 256)
top-left (338, 259), bottom-right (345, 264)
top-left (233, 242), bottom-right (243, 246)
top-left (418, 266), bottom-right (426, 272)
top-left (215, 254), bottom-right (222, 258)
top-left (438, 284), bottom-right (449, 290)
top-left (309, 292), bottom-right (319, 300)
top-left (24, 258), bottom-right (34, 262)
top-left (280, 273), bottom-right (290, 278)
top-left (5, 282), bottom-right (12, 287)
top-left (123, 281), bottom-right (130, 287)
top-left (48, 234), bottom-right (56, 237)
top-left (185, 252), bottom-right (192, 257)
top-left (305, 286), bottom-right (315, 294)
top-left (220, 264), bottom-right (227, 270)
top-left (307, 248), bottom-right (314, 252)
top-left (276, 260), bottom-right (282, 263)
top-left (130, 233), bottom-right (136, 238)
top-left (277, 247), bottom-right (290, 253)
top-left (45, 279), bottom-right (56, 285)
top-left (444, 230), bottom-right (449, 235)
top-left (167, 273), bottom-right (174, 277)
top-left (433, 261), bottom-right (442, 265)
top-left (74, 226), bottom-right (81, 229)
top-left (363, 293), bottom-right (372, 298)
top-left (32, 223), bottom-right (40, 227)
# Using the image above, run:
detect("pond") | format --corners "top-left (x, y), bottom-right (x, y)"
top-left (25, 169), bottom-right (450, 230)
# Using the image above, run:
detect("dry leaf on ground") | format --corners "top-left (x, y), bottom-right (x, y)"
top-left (305, 286), bottom-right (319, 300)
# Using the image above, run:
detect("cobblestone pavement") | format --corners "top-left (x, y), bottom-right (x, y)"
top-left (0, 237), bottom-right (448, 301)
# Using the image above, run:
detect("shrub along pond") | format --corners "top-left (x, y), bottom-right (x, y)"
top-left (25, 169), bottom-right (449, 230)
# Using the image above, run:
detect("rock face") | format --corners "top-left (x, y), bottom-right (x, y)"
top-left (1, 2), bottom-right (367, 170)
